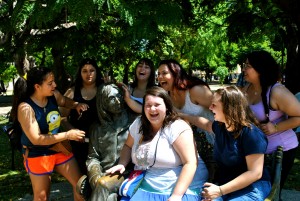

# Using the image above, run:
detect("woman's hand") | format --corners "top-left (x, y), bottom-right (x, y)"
top-left (118, 82), bottom-right (131, 102)
top-left (168, 194), bottom-right (182, 201)
top-left (106, 164), bottom-right (126, 174)
top-left (65, 129), bottom-right (85, 142)
top-left (260, 122), bottom-right (277, 135)
top-left (201, 183), bottom-right (222, 200)
top-left (75, 103), bottom-right (89, 115)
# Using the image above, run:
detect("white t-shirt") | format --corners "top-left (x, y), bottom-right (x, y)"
top-left (129, 117), bottom-right (208, 193)
top-left (130, 117), bottom-right (191, 170)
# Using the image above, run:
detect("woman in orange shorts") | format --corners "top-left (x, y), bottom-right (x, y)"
top-left (11, 67), bottom-right (89, 201)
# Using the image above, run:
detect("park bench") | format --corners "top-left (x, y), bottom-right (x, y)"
top-left (264, 146), bottom-right (283, 201)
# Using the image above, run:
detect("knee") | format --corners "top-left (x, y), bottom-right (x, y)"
top-left (34, 191), bottom-right (49, 201)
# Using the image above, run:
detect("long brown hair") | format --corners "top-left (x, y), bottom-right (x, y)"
top-left (158, 59), bottom-right (209, 90)
top-left (140, 86), bottom-right (179, 141)
top-left (215, 86), bottom-right (259, 138)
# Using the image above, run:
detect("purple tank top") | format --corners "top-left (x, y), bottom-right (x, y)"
top-left (249, 83), bottom-right (298, 153)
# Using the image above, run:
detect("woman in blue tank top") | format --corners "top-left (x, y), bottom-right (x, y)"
top-left (120, 58), bottom-right (156, 114)
top-left (11, 67), bottom-right (89, 201)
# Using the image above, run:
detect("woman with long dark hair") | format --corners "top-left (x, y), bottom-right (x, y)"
top-left (11, 67), bottom-right (88, 201)
top-left (60, 58), bottom-right (104, 175)
top-left (241, 50), bottom-right (300, 199)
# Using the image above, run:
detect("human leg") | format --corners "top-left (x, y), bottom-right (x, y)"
top-left (280, 147), bottom-right (297, 197)
top-left (29, 174), bottom-right (51, 201)
top-left (54, 154), bottom-right (84, 201)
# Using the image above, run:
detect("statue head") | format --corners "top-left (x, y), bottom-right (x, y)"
top-left (96, 84), bottom-right (126, 125)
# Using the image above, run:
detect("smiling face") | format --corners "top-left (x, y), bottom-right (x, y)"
top-left (136, 62), bottom-right (151, 82)
top-left (81, 64), bottom-right (97, 85)
top-left (243, 59), bottom-right (260, 83)
top-left (157, 64), bottom-right (174, 91)
top-left (209, 93), bottom-right (225, 123)
top-left (144, 94), bottom-right (167, 129)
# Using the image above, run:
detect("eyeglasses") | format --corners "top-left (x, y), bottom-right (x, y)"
top-left (242, 62), bottom-right (252, 70)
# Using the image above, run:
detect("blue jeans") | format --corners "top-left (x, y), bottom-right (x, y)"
top-left (218, 180), bottom-right (271, 201)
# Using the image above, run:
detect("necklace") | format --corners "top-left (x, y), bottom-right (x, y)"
top-left (250, 84), bottom-right (260, 96)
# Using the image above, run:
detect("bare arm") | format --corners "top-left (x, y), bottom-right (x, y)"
top-left (169, 129), bottom-right (198, 201)
top-left (18, 103), bottom-right (85, 145)
top-left (261, 85), bottom-right (300, 134)
top-left (106, 134), bottom-right (134, 174)
top-left (202, 154), bottom-right (264, 200)
top-left (58, 87), bottom-right (76, 131)
top-left (179, 113), bottom-right (213, 133)
top-left (54, 89), bottom-right (89, 114)
top-left (121, 83), bottom-right (143, 114)
top-left (190, 85), bottom-right (213, 109)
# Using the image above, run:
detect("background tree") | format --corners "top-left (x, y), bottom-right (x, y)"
top-left (1, 0), bottom-right (299, 94)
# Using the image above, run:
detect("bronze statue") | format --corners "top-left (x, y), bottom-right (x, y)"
top-left (82, 83), bottom-right (137, 201)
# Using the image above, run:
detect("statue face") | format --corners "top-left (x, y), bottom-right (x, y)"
top-left (106, 86), bottom-right (124, 114)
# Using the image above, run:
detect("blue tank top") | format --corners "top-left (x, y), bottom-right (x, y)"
top-left (21, 96), bottom-right (60, 157)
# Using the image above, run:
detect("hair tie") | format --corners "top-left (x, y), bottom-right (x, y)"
top-left (23, 73), bottom-right (27, 80)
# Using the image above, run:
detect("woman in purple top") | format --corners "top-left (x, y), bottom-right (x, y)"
top-left (241, 50), bottom-right (300, 199)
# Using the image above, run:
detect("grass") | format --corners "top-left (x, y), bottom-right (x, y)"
top-left (0, 115), bottom-right (65, 201)
top-left (0, 112), bottom-right (300, 200)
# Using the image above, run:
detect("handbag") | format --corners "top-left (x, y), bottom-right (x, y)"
top-left (118, 170), bottom-right (146, 197)
top-left (49, 140), bottom-right (72, 155)
top-left (119, 133), bottom-right (161, 198)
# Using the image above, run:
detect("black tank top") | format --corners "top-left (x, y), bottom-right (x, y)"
top-left (69, 87), bottom-right (98, 137)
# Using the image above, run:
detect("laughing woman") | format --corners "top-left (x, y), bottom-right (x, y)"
top-left (180, 86), bottom-right (271, 201)
top-left (106, 86), bottom-right (208, 201)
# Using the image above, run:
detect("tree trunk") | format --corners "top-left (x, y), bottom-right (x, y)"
top-left (51, 47), bottom-right (69, 93)
top-left (284, 24), bottom-right (300, 94)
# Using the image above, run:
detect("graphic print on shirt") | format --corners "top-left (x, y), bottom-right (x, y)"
top-left (47, 111), bottom-right (61, 134)
top-left (135, 143), bottom-right (151, 167)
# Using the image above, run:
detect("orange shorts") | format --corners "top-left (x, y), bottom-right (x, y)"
top-left (23, 153), bottom-right (74, 175)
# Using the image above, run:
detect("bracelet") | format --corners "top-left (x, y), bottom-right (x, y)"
top-left (274, 123), bottom-right (278, 132)
top-left (219, 186), bottom-right (223, 196)
top-left (65, 131), bottom-right (69, 140)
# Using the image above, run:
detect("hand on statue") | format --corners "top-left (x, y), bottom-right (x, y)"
top-left (118, 82), bottom-right (131, 102)
top-left (106, 164), bottom-right (126, 174)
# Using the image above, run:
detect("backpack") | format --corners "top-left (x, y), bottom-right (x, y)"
top-left (2, 121), bottom-right (22, 151)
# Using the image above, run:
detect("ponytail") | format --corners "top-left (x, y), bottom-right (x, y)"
top-left (11, 77), bottom-right (28, 123)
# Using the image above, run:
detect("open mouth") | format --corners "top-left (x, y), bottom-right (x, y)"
top-left (159, 81), bottom-right (167, 87)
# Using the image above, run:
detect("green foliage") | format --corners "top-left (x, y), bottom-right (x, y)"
top-left (0, 64), bottom-right (17, 84)
top-left (214, 66), bottom-right (228, 84)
